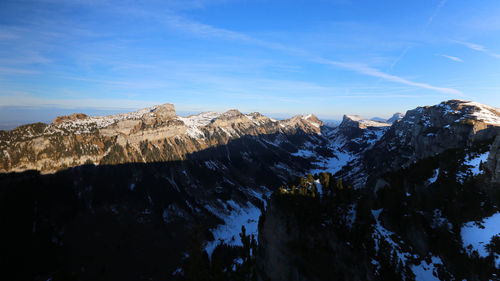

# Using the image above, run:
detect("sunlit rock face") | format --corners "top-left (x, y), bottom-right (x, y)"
top-left (0, 103), bottom-right (322, 173)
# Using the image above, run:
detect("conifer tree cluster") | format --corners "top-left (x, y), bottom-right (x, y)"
top-left (278, 172), bottom-right (352, 199)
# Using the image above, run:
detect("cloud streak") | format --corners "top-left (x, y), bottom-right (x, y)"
top-left (0, 67), bottom-right (39, 75)
top-left (315, 59), bottom-right (463, 96)
top-left (160, 14), bottom-right (308, 56)
top-left (455, 41), bottom-right (500, 59)
top-left (438, 54), bottom-right (463, 62)
top-left (425, 0), bottom-right (447, 28)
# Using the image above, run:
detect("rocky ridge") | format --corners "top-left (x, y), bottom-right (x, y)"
top-left (0, 104), bottom-right (322, 173)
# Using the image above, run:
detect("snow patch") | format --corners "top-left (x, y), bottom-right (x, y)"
top-left (292, 149), bottom-right (316, 158)
top-left (461, 212), bottom-right (500, 260)
top-left (462, 101), bottom-right (500, 126)
top-left (457, 151), bottom-right (489, 182)
top-left (179, 111), bottom-right (220, 138)
top-left (345, 115), bottom-right (391, 128)
top-left (411, 256), bottom-right (443, 281)
top-left (427, 169), bottom-right (439, 185)
top-left (371, 209), bottom-right (410, 264)
top-left (205, 200), bottom-right (262, 258)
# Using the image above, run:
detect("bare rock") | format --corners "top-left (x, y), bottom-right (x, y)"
top-left (52, 113), bottom-right (89, 125)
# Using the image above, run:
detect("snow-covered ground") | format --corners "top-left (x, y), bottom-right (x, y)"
top-left (314, 179), bottom-right (323, 195)
top-left (344, 115), bottom-right (392, 128)
top-left (310, 149), bottom-right (356, 175)
top-left (308, 135), bottom-right (357, 175)
top-left (290, 137), bottom-right (357, 176)
top-left (465, 151), bottom-right (490, 176)
top-left (440, 100), bottom-right (500, 126)
top-left (462, 101), bottom-right (500, 126)
top-left (372, 209), bottom-right (452, 279)
top-left (411, 256), bottom-right (443, 281)
top-left (457, 151), bottom-right (490, 183)
top-left (204, 187), bottom-right (271, 258)
top-left (291, 149), bottom-right (317, 158)
top-left (461, 212), bottom-right (500, 267)
top-left (371, 209), bottom-right (408, 263)
top-left (205, 200), bottom-right (261, 257)
top-left (53, 105), bottom-right (160, 131)
top-left (178, 111), bottom-right (221, 138)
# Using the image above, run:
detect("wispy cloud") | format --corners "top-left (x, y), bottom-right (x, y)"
top-left (390, 0), bottom-right (448, 71)
top-left (0, 30), bottom-right (20, 40)
top-left (160, 14), bottom-right (308, 56)
top-left (315, 58), bottom-right (463, 95)
top-left (425, 0), bottom-right (447, 28)
top-left (388, 46), bottom-right (411, 71)
top-left (437, 54), bottom-right (463, 62)
top-left (158, 14), bottom-right (462, 96)
top-left (455, 41), bottom-right (500, 59)
top-left (0, 67), bottom-right (39, 75)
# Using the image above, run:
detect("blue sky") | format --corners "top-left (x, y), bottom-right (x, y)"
top-left (0, 0), bottom-right (499, 123)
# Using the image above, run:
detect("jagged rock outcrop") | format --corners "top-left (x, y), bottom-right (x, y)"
top-left (0, 104), bottom-right (322, 173)
top-left (257, 196), bottom-right (374, 281)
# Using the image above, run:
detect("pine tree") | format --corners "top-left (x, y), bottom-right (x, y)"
top-left (306, 173), bottom-right (314, 184)
top-left (311, 183), bottom-right (318, 198)
top-left (336, 178), bottom-right (344, 190)
top-left (239, 225), bottom-right (251, 261)
top-left (320, 173), bottom-right (331, 195)
top-left (183, 229), bottom-right (210, 281)
top-left (299, 177), bottom-right (306, 189)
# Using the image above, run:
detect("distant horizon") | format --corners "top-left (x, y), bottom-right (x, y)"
top-left (1, 0), bottom-right (499, 122)
top-left (0, 104), bottom-right (347, 130)
top-left (1, 97), bottom-right (493, 131)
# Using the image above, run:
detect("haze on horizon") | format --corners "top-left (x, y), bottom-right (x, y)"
top-left (1, 0), bottom-right (499, 128)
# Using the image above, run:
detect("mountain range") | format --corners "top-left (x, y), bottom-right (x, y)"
top-left (1, 99), bottom-right (500, 281)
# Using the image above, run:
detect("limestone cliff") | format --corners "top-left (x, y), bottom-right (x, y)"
top-left (0, 104), bottom-right (322, 173)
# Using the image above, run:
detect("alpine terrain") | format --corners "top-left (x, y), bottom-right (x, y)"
top-left (1, 99), bottom-right (500, 281)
